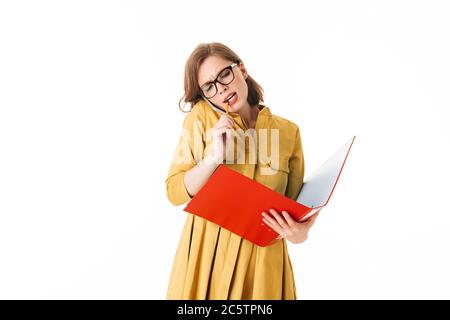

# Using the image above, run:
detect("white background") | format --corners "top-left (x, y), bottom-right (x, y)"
top-left (1, 0), bottom-right (449, 299)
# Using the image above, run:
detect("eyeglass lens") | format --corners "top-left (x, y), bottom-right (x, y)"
top-left (201, 67), bottom-right (234, 98)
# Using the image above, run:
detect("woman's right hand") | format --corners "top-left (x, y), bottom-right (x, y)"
top-left (209, 114), bottom-right (235, 163)
top-left (183, 114), bottom-right (236, 199)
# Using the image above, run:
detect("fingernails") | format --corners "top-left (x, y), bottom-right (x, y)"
top-left (270, 209), bottom-right (278, 215)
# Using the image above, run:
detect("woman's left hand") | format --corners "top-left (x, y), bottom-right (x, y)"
top-left (261, 209), bottom-right (320, 244)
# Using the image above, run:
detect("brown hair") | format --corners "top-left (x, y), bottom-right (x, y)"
top-left (178, 42), bottom-right (265, 113)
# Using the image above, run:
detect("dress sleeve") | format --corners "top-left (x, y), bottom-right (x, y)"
top-left (284, 125), bottom-right (305, 201)
top-left (165, 106), bottom-right (205, 206)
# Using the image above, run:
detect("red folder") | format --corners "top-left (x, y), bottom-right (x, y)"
top-left (183, 136), bottom-right (355, 247)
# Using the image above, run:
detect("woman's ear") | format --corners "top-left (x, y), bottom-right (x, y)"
top-left (239, 63), bottom-right (249, 79)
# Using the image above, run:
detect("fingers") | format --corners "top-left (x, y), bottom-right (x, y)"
top-left (225, 128), bottom-right (233, 141)
top-left (281, 210), bottom-right (296, 227)
top-left (221, 114), bottom-right (235, 122)
top-left (262, 213), bottom-right (284, 237)
top-left (215, 121), bottom-right (234, 131)
top-left (309, 209), bottom-right (321, 222)
top-left (269, 209), bottom-right (289, 229)
top-left (217, 128), bottom-right (233, 144)
top-left (219, 114), bottom-right (235, 127)
top-left (303, 211), bottom-right (320, 229)
top-left (213, 122), bottom-right (234, 138)
top-left (262, 209), bottom-right (289, 239)
top-left (213, 115), bottom-right (235, 138)
top-left (307, 212), bottom-right (319, 225)
top-left (213, 126), bottom-right (233, 140)
top-left (224, 129), bottom-right (233, 148)
top-left (212, 127), bottom-right (226, 140)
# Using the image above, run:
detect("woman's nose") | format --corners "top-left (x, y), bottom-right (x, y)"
top-left (217, 82), bottom-right (229, 95)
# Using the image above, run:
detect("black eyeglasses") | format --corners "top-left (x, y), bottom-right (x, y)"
top-left (199, 62), bottom-right (238, 99)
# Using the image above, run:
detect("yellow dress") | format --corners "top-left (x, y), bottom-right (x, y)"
top-left (165, 100), bottom-right (305, 300)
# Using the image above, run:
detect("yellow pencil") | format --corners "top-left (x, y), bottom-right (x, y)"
top-left (226, 101), bottom-right (229, 114)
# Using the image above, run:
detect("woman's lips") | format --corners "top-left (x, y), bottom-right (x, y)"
top-left (227, 93), bottom-right (238, 107)
top-left (224, 92), bottom-right (236, 103)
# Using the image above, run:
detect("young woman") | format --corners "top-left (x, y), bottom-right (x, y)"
top-left (165, 42), bottom-right (319, 300)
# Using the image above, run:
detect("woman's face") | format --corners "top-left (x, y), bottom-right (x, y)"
top-left (197, 55), bottom-right (249, 113)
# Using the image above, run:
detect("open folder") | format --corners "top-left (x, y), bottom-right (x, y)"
top-left (183, 136), bottom-right (356, 247)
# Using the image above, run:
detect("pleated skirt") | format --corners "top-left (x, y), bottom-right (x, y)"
top-left (166, 214), bottom-right (297, 300)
